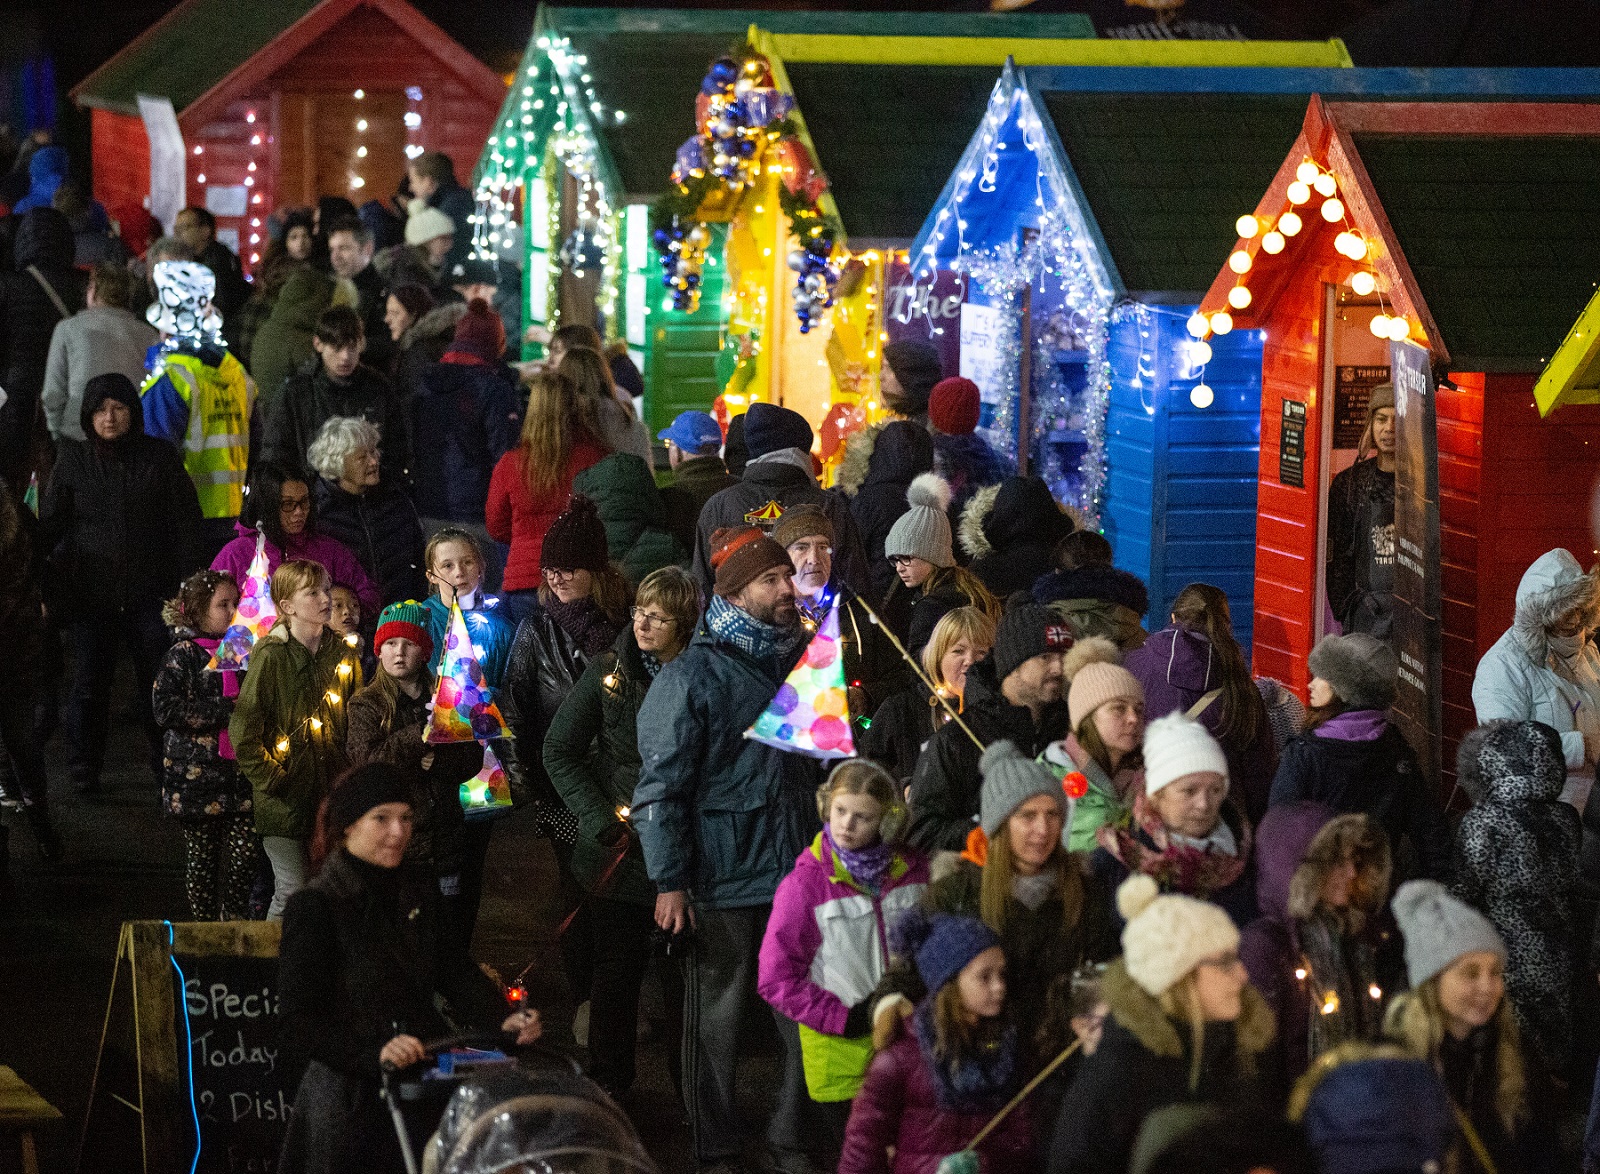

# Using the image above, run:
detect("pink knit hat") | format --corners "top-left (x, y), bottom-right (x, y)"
top-left (1068, 662), bottom-right (1145, 730)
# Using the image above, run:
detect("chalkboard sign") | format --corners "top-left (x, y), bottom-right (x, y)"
top-left (1278, 399), bottom-right (1307, 489)
top-left (80, 921), bottom-right (285, 1174)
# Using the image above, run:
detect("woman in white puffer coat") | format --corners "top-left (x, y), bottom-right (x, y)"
top-left (1472, 548), bottom-right (1600, 808)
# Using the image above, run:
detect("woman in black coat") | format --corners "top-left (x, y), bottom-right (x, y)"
top-left (40, 373), bottom-right (202, 792)
top-left (306, 415), bottom-right (427, 607)
top-left (276, 765), bottom-right (541, 1174)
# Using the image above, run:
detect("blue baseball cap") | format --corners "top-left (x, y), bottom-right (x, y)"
top-left (658, 410), bottom-right (723, 455)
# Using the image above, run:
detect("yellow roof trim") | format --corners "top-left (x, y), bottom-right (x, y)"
top-left (1534, 285), bottom-right (1600, 416)
top-left (762, 33), bottom-right (1353, 68)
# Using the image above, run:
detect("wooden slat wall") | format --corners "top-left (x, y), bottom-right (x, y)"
top-left (90, 109), bottom-right (152, 227)
top-left (1437, 371), bottom-right (1483, 799)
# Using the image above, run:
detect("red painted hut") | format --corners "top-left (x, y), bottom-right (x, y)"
top-left (1194, 95), bottom-right (1600, 790)
top-left (69, 0), bottom-right (505, 267)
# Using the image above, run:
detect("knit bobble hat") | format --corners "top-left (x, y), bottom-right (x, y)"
top-left (772, 504), bottom-right (833, 550)
top-left (405, 206), bottom-right (455, 246)
top-left (450, 298), bottom-right (506, 361)
top-left (929, 377), bottom-right (981, 436)
top-left (710, 526), bottom-right (793, 599)
top-left (884, 473), bottom-right (955, 568)
top-left (889, 908), bottom-right (1000, 997)
top-left (1142, 712), bottom-right (1229, 797)
top-left (327, 763), bottom-right (413, 838)
top-left (882, 340), bottom-right (944, 417)
top-left (980, 739), bottom-right (1066, 836)
top-left (1068, 661), bottom-right (1144, 730)
top-left (1391, 879), bottom-right (1506, 989)
top-left (541, 495), bottom-right (609, 574)
top-left (744, 401), bottom-right (814, 459)
top-left (992, 594), bottom-right (1075, 682)
top-left (374, 600), bottom-right (434, 662)
top-left (1307, 633), bottom-right (1398, 710)
top-left (1117, 874), bottom-right (1240, 997)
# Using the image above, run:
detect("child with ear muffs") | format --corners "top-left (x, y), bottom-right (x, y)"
top-left (758, 760), bottom-right (930, 1167)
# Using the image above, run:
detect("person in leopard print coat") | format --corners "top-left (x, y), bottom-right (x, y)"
top-left (1453, 719), bottom-right (1581, 1076)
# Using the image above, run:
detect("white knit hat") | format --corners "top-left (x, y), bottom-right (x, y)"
top-left (884, 473), bottom-right (954, 568)
top-left (1143, 711), bottom-right (1230, 797)
top-left (405, 206), bottom-right (456, 246)
top-left (1117, 874), bottom-right (1240, 997)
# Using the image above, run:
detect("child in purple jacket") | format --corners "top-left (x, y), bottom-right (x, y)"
top-left (759, 759), bottom-right (929, 1165)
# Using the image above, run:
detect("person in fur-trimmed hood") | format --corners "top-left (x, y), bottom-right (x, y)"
top-left (1453, 720), bottom-right (1580, 1076)
top-left (836, 419), bottom-right (934, 602)
top-left (1472, 548), bottom-right (1600, 810)
top-left (1034, 530), bottom-right (1150, 651)
top-left (1047, 874), bottom-right (1275, 1174)
top-left (1239, 804), bottom-right (1391, 1081)
top-left (961, 476), bottom-right (1077, 599)
top-left (927, 377), bottom-right (1008, 524)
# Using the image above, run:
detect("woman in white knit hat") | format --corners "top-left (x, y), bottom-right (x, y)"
top-left (1047, 874), bottom-right (1274, 1174)
top-left (1384, 879), bottom-right (1535, 1174)
top-left (878, 472), bottom-right (997, 652)
top-left (1090, 712), bottom-right (1257, 931)
top-left (1046, 652), bottom-right (1147, 853)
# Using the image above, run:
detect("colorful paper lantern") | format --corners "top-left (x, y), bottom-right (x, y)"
top-left (208, 527), bottom-right (277, 671)
top-left (426, 600), bottom-right (513, 744)
top-left (745, 600), bottom-right (857, 759)
top-left (459, 742), bottom-right (513, 818)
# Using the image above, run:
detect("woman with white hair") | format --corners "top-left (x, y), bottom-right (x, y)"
top-left (309, 415), bottom-right (426, 607)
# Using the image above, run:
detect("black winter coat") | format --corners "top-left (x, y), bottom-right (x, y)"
top-left (932, 431), bottom-right (1007, 526)
top-left (40, 430), bottom-right (202, 618)
top-left (1047, 960), bottom-right (1275, 1174)
top-left (850, 421), bottom-right (933, 602)
top-left (1269, 724), bottom-right (1453, 883)
top-left (692, 460), bottom-right (870, 599)
top-left (859, 681), bottom-right (944, 785)
top-left (906, 660), bottom-right (1071, 852)
top-left (0, 209), bottom-right (85, 483)
top-left (312, 477), bottom-right (427, 607)
top-left (153, 631), bottom-right (249, 819)
top-left (408, 358), bottom-right (523, 523)
top-left (349, 263), bottom-right (394, 374)
top-left (660, 454), bottom-right (738, 556)
top-left (262, 363), bottom-right (411, 487)
top-left (276, 848), bottom-right (507, 1174)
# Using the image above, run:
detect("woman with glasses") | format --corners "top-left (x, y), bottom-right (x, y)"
top-left (212, 463), bottom-right (381, 616)
top-left (504, 496), bottom-right (633, 1020)
top-left (308, 416), bottom-right (427, 608)
top-left (543, 565), bottom-right (700, 1096)
top-left (1047, 874), bottom-right (1272, 1174)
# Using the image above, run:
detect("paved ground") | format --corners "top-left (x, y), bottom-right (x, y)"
top-left (0, 665), bottom-right (778, 1174)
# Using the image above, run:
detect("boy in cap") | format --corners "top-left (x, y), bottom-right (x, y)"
top-left (658, 409), bottom-right (738, 553)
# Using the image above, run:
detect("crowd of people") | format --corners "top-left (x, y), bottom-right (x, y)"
top-left (1, 143), bottom-right (1599, 1174)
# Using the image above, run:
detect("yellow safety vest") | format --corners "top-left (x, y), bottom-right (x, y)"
top-left (142, 351), bottom-right (256, 520)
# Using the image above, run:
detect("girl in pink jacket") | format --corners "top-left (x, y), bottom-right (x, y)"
top-left (759, 760), bottom-right (929, 1160)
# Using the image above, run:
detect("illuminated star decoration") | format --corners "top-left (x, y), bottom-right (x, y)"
top-left (426, 600), bottom-right (513, 743)
top-left (208, 527), bottom-right (277, 672)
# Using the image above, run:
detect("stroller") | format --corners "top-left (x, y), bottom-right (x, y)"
top-left (382, 1038), bottom-right (656, 1174)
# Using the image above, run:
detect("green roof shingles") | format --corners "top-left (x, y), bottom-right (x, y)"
top-left (1042, 90), bottom-right (1311, 295)
top-left (1354, 133), bottom-right (1600, 369)
top-left (74, 0), bottom-right (323, 115)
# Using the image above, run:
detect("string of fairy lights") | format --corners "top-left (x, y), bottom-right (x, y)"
top-left (266, 632), bottom-right (363, 763)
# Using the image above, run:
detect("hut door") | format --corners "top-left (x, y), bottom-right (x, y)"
top-left (281, 91), bottom-right (409, 207)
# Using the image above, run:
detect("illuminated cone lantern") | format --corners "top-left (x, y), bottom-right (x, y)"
top-left (208, 527), bottom-right (278, 671)
top-left (459, 742), bottom-right (513, 818)
top-left (745, 599), bottom-right (857, 759)
top-left (426, 600), bottom-right (513, 743)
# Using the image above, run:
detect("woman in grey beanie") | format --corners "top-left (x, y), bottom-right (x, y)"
top-left (1384, 879), bottom-right (1535, 1173)
top-left (1267, 633), bottom-right (1452, 885)
top-left (878, 472), bottom-right (997, 652)
top-left (869, 738), bottom-right (1116, 1056)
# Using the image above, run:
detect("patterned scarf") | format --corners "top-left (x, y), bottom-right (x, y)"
top-left (544, 595), bottom-right (623, 658)
top-left (1095, 791), bottom-right (1251, 897)
top-left (706, 594), bottom-right (805, 660)
top-left (913, 1000), bottom-right (1019, 1113)
top-left (823, 825), bottom-right (893, 895)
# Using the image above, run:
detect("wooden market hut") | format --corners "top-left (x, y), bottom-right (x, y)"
top-left (70, 0), bottom-right (505, 268)
top-left (1191, 89), bottom-right (1600, 788)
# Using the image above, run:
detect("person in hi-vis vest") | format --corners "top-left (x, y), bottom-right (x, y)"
top-left (140, 260), bottom-right (256, 560)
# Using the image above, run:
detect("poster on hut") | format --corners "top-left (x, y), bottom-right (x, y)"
top-left (1389, 340), bottom-right (1442, 789)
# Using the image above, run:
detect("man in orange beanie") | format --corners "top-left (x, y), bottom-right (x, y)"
top-left (635, 524), bottom-right (832, 1174)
